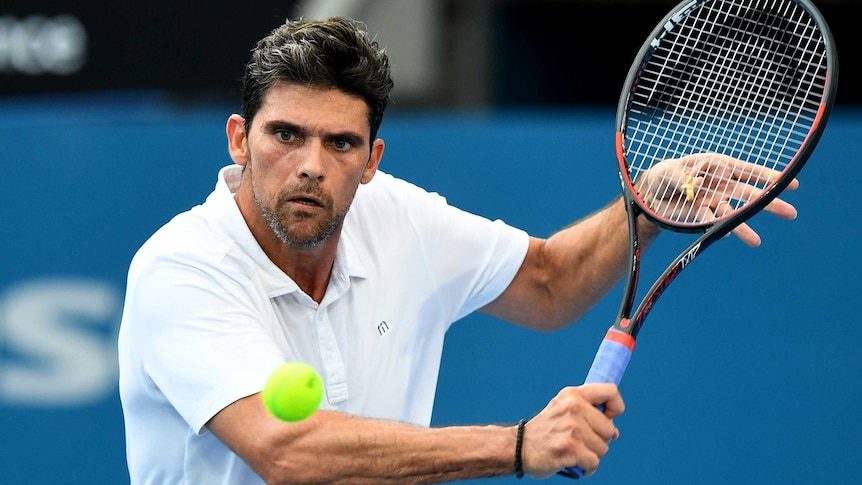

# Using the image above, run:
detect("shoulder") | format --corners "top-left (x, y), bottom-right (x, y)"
top-left (352, 170), bottom-right (452, 221)
top-left (357, 170), bottom-right (441, 202)
top-left (127, 201), bottom-right (237, 284)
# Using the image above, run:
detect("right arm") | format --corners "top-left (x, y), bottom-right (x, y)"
top-left (206, 383), bottom-right (624, 484)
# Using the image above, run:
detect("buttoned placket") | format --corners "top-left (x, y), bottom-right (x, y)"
top-left (313, 307), bottom-right (348, 404)
top-left (314, 267), bottom-right (352, 405)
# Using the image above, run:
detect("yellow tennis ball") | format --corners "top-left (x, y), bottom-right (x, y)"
top-left (261, 362), bottom-right (323, 422)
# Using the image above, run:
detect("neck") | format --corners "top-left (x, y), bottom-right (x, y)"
top-left (275, 237), bottom-right (339, 304)
top-left (235, 189), bottom-right (339, 304)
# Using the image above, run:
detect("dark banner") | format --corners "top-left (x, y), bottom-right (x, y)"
top-left (492, 1), bottom-right (861, 106)
top-left (0, 1), bottom-right (858, 105)
top-left (0, 1), bottom-right (301, 99)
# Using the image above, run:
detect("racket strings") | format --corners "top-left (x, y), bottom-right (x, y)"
top-left (625, 0), bottom-right (828, 226)
top-left (643, 2), bottom-right (808, 176)
top-left (634, 1), bottom-right (820, 210)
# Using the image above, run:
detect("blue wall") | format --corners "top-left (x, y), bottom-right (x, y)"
top-left (1, 93), bottom-right (860, 484)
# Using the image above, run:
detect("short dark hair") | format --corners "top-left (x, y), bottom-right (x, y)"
top-left (241, 17), bottom-right (394, 140)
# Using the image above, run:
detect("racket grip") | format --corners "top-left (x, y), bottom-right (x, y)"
top-left (584, 328), bottom-right (634, 387)
top-left (559, 328), bottom-right (635, 479)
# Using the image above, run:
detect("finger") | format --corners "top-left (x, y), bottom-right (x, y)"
top-left (693, 154), bottom-right (786, 187)
top-left (577, 383), bottom-right (625, 418)
top-left (687, 155), bottom-right (799, 208)
top-left (575, 422), bottom-right (614, 477)
top-left (577, 453), bottom-right (601, 477)
top-left (695, 201), bottom-right (720, 224)
top-left (575, 385), bottom-right (624, 443)
top-left (731, 222), bottom-right (761, 247)
top-left (701, 201), bottom-right (762, 247)
top-left (764, 197), bottom-right (798, 220)
top-left (734, 164), bottom-right (799, 192)
top-left (727, 159), bottom-right (784, 186)
top-left (708, 178), bottom-right (758, 207)
top-left (640, 163), bottom-right (688, 201)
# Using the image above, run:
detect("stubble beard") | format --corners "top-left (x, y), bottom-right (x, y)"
top-left (253, 178), bottom-right (348, 248)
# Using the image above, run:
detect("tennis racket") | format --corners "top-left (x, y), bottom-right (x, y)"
top-left (559, 0), bottom-right (837, 478)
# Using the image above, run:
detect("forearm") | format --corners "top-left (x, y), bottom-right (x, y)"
top-left (484, 196), bottom-right (659, 330)
top-left (212, 402), bottom-right (519, 485)
top-left (538, 197), bottom-right (640, 325)
top-left (278, 411), bottom-right (516, 484)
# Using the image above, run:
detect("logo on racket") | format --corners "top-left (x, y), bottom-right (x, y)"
top-left (636, 242), bottom-right (701, 328)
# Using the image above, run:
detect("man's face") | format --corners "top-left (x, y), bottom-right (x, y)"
top-left (232, 83), bottom-right (381, 248)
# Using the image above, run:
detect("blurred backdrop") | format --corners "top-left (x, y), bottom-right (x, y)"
top-left (1, 0), bottom-right (860, 484)
top-left (1, 0), bottom-right (859, 107)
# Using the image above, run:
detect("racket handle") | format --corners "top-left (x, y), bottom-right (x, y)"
top-left (558, 328), bottom-right (635, 479)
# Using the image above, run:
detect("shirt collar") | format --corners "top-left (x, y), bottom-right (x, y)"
top-left (211, 164), bottom-right (368, 299)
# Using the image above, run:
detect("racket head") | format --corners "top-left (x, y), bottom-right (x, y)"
top-left (615, 0), bottom-right (838, 235)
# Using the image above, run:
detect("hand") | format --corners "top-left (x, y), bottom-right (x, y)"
top-left (521, 383), bottom-right (624, 478)
top-left (637, 153), bottom-right (799, 247)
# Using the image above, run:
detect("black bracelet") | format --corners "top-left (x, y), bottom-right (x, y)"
top-left (514, 419), bottom-right (527, 479)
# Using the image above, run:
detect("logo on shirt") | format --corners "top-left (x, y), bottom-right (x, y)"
top-left (377, 320), bottom-right (389, 335)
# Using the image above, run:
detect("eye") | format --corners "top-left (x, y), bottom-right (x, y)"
top-left (331, 139), bottom-right (353, 151)
top-left (275, 130), bottom-right (297, 143)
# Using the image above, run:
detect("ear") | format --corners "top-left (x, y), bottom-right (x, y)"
top-left (226, 114), bottom-right (249, 166)
top-left (361, 138), bottom-right (385, 184)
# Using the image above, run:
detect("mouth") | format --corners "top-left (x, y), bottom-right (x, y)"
top-left (291, 196), bottom-right (321, 206)
top-left (286, 194), bottom-right (325, 209)
top-left (278, 182), bottom-right (328, 211)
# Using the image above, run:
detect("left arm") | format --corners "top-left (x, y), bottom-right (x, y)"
top-left (483, 155), bottom-right (800, 331)
top-left (481, 196), bottom-right (657, 331)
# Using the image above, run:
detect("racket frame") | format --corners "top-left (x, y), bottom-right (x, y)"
top-left (558, 0), bottom-right (838, 479)
top-left (611, 0), bottom-right (838, 338)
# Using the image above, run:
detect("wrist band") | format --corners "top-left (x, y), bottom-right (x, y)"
top-left (514, 419), bottom-right (526, 478)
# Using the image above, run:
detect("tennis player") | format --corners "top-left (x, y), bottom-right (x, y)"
top-left (118, 16), bottom-right (798, 484)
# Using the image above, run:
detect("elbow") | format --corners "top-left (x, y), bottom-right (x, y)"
top-left (245, 427), bottom-right (334, 485)
top-left (531, 308), bottom-right (583, 333)
top-left (256, 457), bottom-right (329, 485)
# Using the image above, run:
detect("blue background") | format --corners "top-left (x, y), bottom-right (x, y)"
top-left (1, 93), bottom-right (859, 484)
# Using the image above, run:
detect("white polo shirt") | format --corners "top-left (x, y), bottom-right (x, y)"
top-left (118, 164), bottom-right (529, 484)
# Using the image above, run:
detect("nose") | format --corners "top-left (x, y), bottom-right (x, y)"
top-left (296, 140), bottom-right (326, 181)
